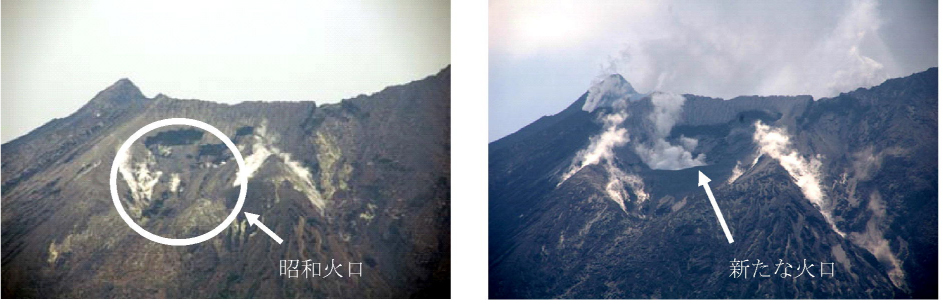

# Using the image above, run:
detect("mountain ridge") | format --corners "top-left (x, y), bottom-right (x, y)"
top-left (2, 66), bottom-right (451, 298)
top-left (489, 67), bottom-right (937, 299)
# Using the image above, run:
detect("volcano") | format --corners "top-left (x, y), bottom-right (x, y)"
top-left (489, 68), bottom-right (937, 299)
top-left (2, 67), bottom-right (451, 298)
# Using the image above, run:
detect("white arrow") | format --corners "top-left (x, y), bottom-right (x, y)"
top-left (698, 171), bottom-right (734, 244)
top-left (245, 212), bottom-right (283, 244)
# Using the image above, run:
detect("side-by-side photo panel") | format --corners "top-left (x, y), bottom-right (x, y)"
top-left (489, 0), bottom-right (938, 299)
top-left (2, 0), bottom-right (450, 299)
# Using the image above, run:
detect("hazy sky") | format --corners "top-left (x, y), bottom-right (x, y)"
top-left (2, 0), bottom-right (450, 143)
top-left (490, 0), bottom-right (938, 142)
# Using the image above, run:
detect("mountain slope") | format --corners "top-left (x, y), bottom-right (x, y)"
top-left (489, 68), bottom-right (937, 299)
top-left (2, 66), bottom-right (450, 298)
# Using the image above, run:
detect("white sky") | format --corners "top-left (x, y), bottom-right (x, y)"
top-left (1, 0), bottom-right (450, 143)
top-left (489, 0), bottom-right (938, 141)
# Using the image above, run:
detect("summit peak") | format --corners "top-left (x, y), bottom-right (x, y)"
top-left (108, 78), bottom-right (139, 92)
top-left (582, 74), bottom-right (646, 112)
top-left (88, 78), bottom-right (146, 107)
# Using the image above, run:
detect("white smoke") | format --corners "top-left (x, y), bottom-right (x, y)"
top-left (562, 91), bottom-right (704, 212)
top-left (559, 111), bottom-right (648, 210)
top-left (560, 87), bottom-right (706, 211)
top-left (277, 150), bottom-right (327, 211)
top-left (789, 0), bottom-right (888, 97)
top-left (727, 153), bottom-right (763, 184)
top-left (752, 122), bottom-right (825, 204)
top-left (649, 92), bottom-right (684, 137)
top-left (753, 121), bottom-right (842, 236)
top-left (237, 141), bottom-right (274, 185)
top-left (117, 148), bottom-right (163, 203)
top-left (234, 122), bottom-right (326, 210)
top-left (728, 154), bottom-right (761, 184)
top-left (633, 92), bottom-right (706, 170)
top-left (679, 135), bottom-right (698, 151)
top-left (842, 147), bottom-right (909, 290)
top-left (560, 112), bottom-right (629, 182)
top-left (605, 164), bottom-right (648, 213)
top-left (849, 191), bottom-right (906, 290)
top-left (169, 173), bottom-right (181, 193)
top-left (634, 139), bottom-right (706, 170)
top-left (728, 161), bottom-right (744, 184)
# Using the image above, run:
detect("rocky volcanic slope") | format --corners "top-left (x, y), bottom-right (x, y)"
top-left (489, 68), bottom-right (936, 299)
top-left (2, 66), bottom-right (450, 298)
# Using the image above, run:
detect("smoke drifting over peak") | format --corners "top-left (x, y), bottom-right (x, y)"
top-left (596, 0), bottom-right (929, 100)
top-left (489, 0), bottom-right (936, 142)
